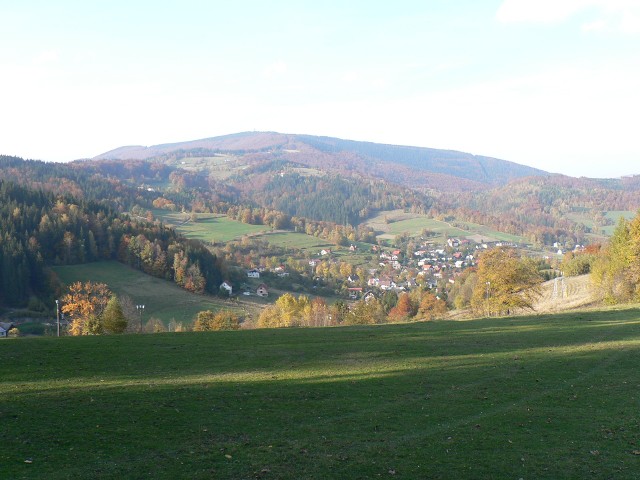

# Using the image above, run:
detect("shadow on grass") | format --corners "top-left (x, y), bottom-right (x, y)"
top-left (3, 308), bottom-right (640, 384)
top-left (2, 307), bottom-right (640, 478)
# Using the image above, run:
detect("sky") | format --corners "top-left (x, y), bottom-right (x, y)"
top-left (1, 0), bottom-right (639, 178)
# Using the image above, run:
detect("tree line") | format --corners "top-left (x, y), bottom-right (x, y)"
top-left (0, 178), bottom-right (224, 307)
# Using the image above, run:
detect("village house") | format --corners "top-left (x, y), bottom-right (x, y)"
top-left (378, 279), bottom-right (396, 291)
top-left (219, 281), bottom-right (233, 295)
top-left (247, 269), bottom-right (260, 278)
top-left (0, 322), bottom-right (15, 338)
top-left (348, 287), bottom-right (363, 299)
top-left (256, 284), bottom-right (269, 297)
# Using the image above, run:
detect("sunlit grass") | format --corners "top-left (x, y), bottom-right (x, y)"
top-left (2, 309), bottom-right (640, 478)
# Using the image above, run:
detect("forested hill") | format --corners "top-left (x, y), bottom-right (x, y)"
top-left (93, 131), bottom-right (549, 188)
top-left (294, 135), bottom-right (547, 185)
top-left (0, 156), bottom-right (225, 308)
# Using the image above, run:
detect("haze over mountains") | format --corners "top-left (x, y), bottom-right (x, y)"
top-left (93, 131), bottom-right (550, 190)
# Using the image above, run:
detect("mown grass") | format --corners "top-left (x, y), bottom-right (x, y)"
top-left (364, 210), bottom-right (523, 243)
top-left (2, 309), bottom-right (640, 479)
top-left (156, 213), bottom-right (271, 243)
top-left (53, 261), bottom-right (250, 325)
top-left (254, 231), bottom-right (334, 251)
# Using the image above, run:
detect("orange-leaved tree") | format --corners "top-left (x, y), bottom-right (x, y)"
top-left (418, 292), bottom-right (448, 320)
top-left (471, 248), bottom-right (541, 316)
top-left (61, 281), bottom-right (112, 335)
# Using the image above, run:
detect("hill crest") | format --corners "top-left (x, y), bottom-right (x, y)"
top-left (93, 131), bottom-right (549, 188)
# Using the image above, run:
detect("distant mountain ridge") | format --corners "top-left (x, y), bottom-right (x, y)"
top-left (93, 131), bottom-right (549, 188)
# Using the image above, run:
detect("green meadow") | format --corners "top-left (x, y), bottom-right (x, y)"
top-left (2, 309), bottom-right (640, 479)
top-left (364, 210), bottom-right (525, 244)
top-left (53, 261), bottom-right (250, 325)
top-left (603, 211), bottom-right (636, 236)
top-left (254, 231), bottom-right (333, 251)
top-left (154, 212), bottom-right (271, 243)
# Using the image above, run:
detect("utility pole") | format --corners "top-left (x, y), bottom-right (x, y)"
top-left (55, 299), bottom-right (60, 337)
top-left (136, 304), bottom-right (145, 333)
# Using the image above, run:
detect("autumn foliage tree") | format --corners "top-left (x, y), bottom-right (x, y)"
top-left (591, 214), bottom-right (640, 303)
top-left (471, 248), bottom-right (542, 316)
top-left (257, 294), bottom-right (337, 328)
top-left (418, 292), bottom-right (448, 320)
top-left (343, 298), bottom-right (386, 325)
top-left (387, 293), bottom-right (418, 322)
top-left (61, 281), bottom-right (112, 335)
top-left (258, 293), bottom-right (309, 328)
top-left (193, 310), bottom-right (241, 331)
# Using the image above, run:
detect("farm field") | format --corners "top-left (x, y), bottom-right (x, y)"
top-left (52, 261), bottom-right (253, 326)
top-left (364, 209), bottom-right (524, 243)
top-left (170, 155), bottom-right (249, 180)
top-left (566, 210), bottom-right (635, 237)
top-left (453, 220), bottom-right (525, 243)
top-left (154, 211), bottom-right (271, 243)
top-left (253, 231), bottom-right (334, 251)
top-left (603, 210), bottom-right (636, 236)
top-left (2, 309), bottom-right (640, 479)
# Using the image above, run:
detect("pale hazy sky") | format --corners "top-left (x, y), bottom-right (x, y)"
top-left (1, 0), bottom-right (639, 178)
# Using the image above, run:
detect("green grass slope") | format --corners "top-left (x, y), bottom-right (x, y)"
top-left (364, 209), bottom-right (527, 244)
top-left (152, 212), bottom-right (272, 243)
top-left (2, 310), bottom-right (640, 479)
top-left (53, 261), bottom-right (250, 325)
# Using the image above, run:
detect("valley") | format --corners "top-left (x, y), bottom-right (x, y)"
top-left (2, 132), bottom-right (640, 333)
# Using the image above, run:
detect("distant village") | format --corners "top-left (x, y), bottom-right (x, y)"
top-left (227, 237), bottom-right (531, 301)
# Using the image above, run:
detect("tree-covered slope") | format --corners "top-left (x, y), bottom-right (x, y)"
top-left (93, 131), bottom-right (549, 188)
top-left (0, 157), bottom-right (225, 307)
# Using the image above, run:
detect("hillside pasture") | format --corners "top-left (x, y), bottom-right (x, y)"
top-left (154, 212), bottom-right (271, 243)
top-left (254, 231), bottom-right (333, 251)
top-left (52, 261), bottom-right (251, 326)
top-left (567, 210), bottom-right (635, 237)
top-left (603, 210), bottom-right (636, 235)
top-left (453, 220), bottom-right (526, 243)
top-left (2, 309), bottom-right (640, 478)
top-left (364, 209), bottom-right (523, 243)
top-left (365, 210), bottom-right (465, 242)
top-left (171, 154), bottom-right (250, 180)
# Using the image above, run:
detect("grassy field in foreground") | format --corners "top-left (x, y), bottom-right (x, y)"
top-left (2, 309), bottom-right (640, 479)
top-left (53, 261), bottom-right (251, 325)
